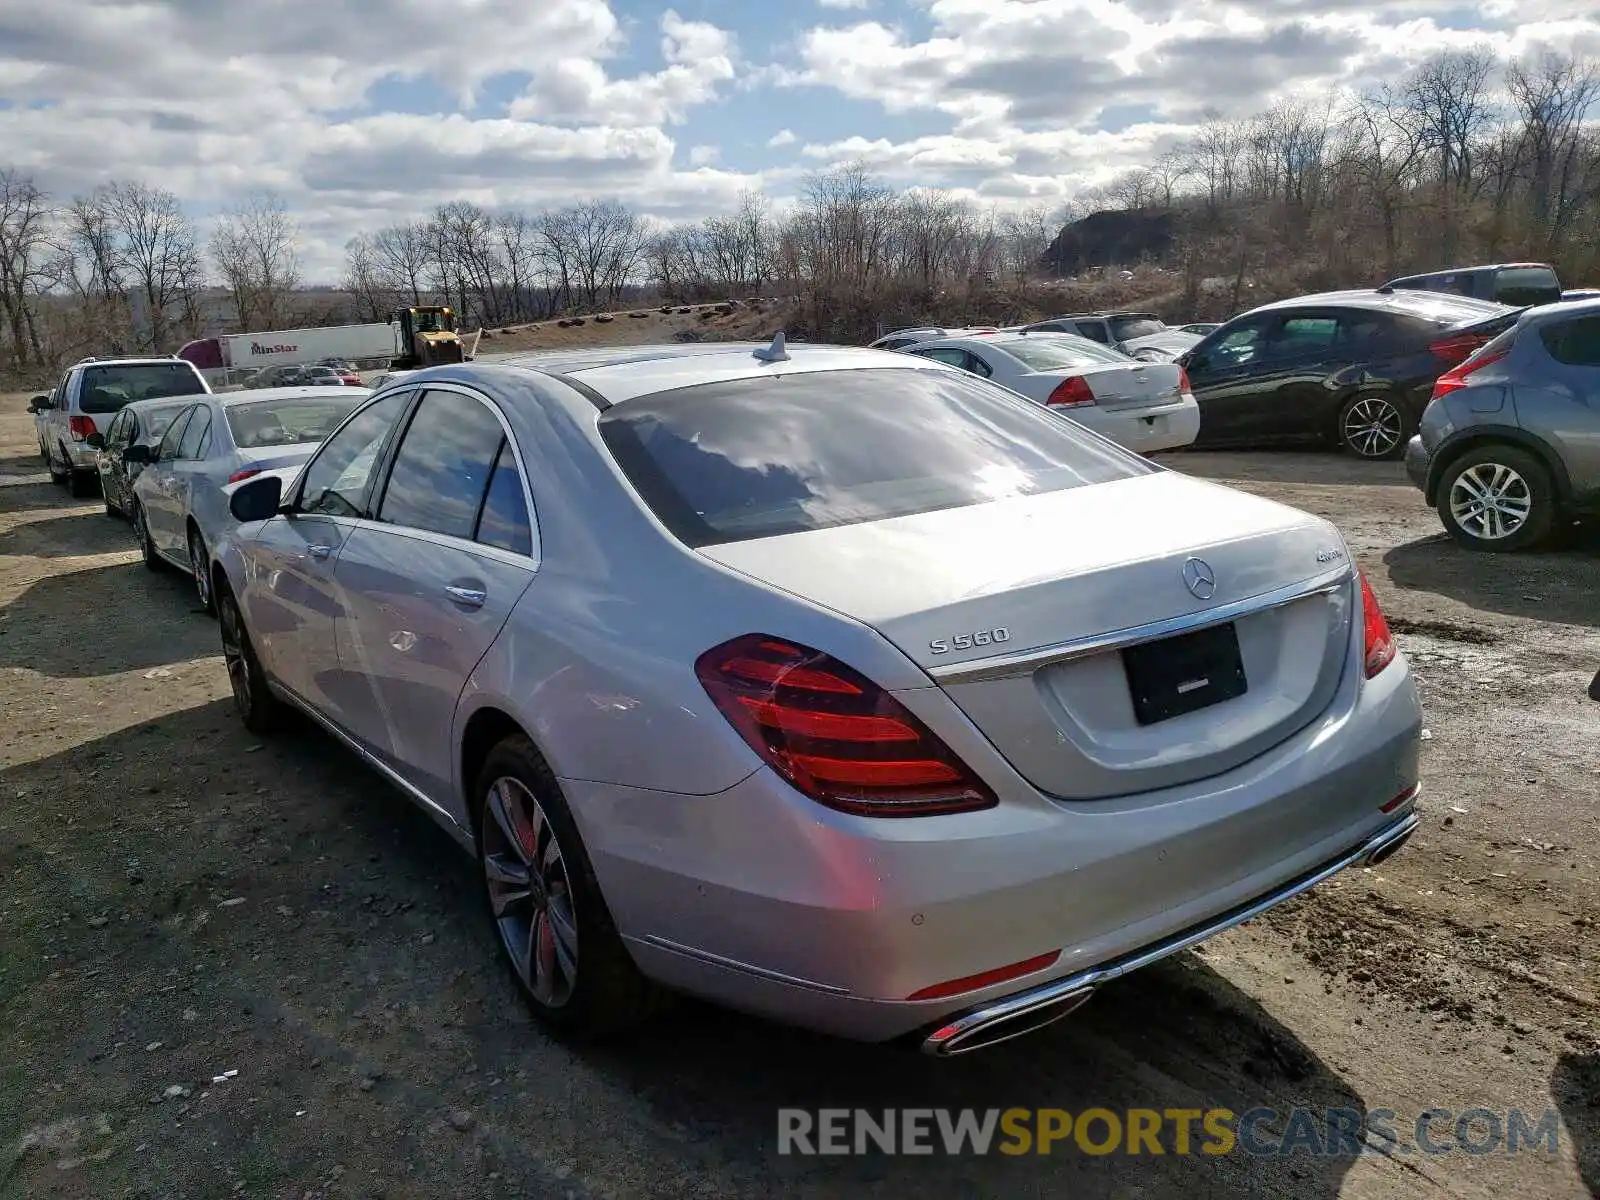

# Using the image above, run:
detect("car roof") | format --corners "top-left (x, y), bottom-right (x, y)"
top-left (1383, 262), bottom-right (1554, 283)
top-left (75, 356), bottom-right (199, 368)
top-left (217, 385), bottom-right (370, 406)
top-left (1040, 311), bottom-right (1161, 321)
top-left (910, 330), bottom-right (1088, 353)
top-left (120, 394), bottom-right (205, 413)
top-left (461, 341), bottom-right (946, 407)
top-left (1241, 289), bottom-right (1511, 318)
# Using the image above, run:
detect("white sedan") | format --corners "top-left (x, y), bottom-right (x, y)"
top-left (126, 386), bottom-right (370, 613)
top-left (901, 331), bottom-right (1201, 454)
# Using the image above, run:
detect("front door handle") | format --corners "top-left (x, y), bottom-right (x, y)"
top-left (307, 543), bottom-right (332, 559)
top-left (445, 585), bottom-right (486, 608)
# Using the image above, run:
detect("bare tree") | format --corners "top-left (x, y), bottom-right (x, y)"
top-left (101, 181), bottom-right (202, 351)
top-left (1506, 50), bottom-right (1600, 249)
top-left (211, 190), bottom-right (301, 329)
top-left (0, 169), bottom-right (53, 368)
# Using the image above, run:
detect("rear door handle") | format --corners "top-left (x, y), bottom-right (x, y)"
top-left (307, 543), bottom-right (332, 559)
top-left (445, 585), bottom-right (486, 607)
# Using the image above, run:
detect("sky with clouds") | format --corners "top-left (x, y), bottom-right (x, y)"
top-left (2, 0), bottom-right (1597, 280)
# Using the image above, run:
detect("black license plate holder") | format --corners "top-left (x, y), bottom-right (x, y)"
top-left (1122, 622), bottom-right (1248, 726)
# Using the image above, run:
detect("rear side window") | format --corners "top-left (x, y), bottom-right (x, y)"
top-left (1496, 267), bottom-right (1562, 308)
top-left (598, 367), bottom-right (1154, 548)
top-left (1540, 315), bottom-right (1600, 366)
top-left (178, 407), bottom-right (212, 459)
top-left (79, 363), bottom-right (205, 413)
top-left (1271, 317), bottom-right (1339, 353)
top-left (377, 390), bottom-right (508, 542)
top-left (475, 442), bottom-right (533, 556)
top-left (1000, 337), bottom-right (1130, 370)
top-left (1075, 322), bottom-right (1111, 344)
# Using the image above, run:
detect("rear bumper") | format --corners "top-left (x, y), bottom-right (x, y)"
top-left (1081, 397), bottom-right (1201, 454)
top-left (921, 806), bottom-right (1419, 1055)
top-left (1404, 435), bottom-right (1430, 494)
top-left (567, 649), bottom-right (1424, 1044)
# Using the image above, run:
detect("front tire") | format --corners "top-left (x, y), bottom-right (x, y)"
top-left (217, 582), bottom-right (280, 733)
top-left (1436, 444), bottom-right (1555, 552)
top-left (476, 735), bottom-right (664, 1036)
top-left (1338, 393), bottom-right (1409, 460)
top-left (132, 502), bottom-right (164, 572)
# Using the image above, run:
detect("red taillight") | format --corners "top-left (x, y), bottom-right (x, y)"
top-left (1428, 332), bottom-right (1489, 367)
top-left (1360, 572), bottom-right (1396, 678)
top-left (1045, 376), bottom-right (1096, 408)
top-left (1430, 346), bottom-right (1508, 402)
top-left (227, 467), bottom-right (263, 485)
top-left (1177, 365), bottom-right (1193, 394)
top-left (694, 634), bottom-right (997, 817)
top-left (906, 950), bottom-right (1061, 1001)
top-left (68, 415), bottom-right (96, 441)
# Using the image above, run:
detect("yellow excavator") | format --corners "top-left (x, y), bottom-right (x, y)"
top-left (389, 305), bottom-right (465, 369)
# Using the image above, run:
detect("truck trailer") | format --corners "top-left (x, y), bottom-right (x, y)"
top-left (178, 322), bottom-right (398, 386)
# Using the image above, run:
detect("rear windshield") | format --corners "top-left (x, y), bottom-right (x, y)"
top-left (226, 396), bottom-right (365, 449)
top-left (1110, 316), bottom-right (1166, 341)
top-left (999, 336), bottom-right (1131, 370)
top-left (1494, 267), bottom-right (1561, 307)
top-left (598, 367), bottom-right (1153, 548)
top-left (1387, 292), bottom-right (1510, 328)
top-left (79, 363), bottom-right (204, 414)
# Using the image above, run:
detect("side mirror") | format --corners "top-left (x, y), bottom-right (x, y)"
top-left (123, 443), bottom-right (152, 466)
top-left (229, 474), bottom-right (284, 523)
top-left (27, 395), bottom-right (49, 413)
top-left (85, 432), bottom-right (106, 450)
top-left (1589, 668), bottom-right (1600, 702)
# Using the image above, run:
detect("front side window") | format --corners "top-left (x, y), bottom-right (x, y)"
top-left (1110, 316), bottom-right (1165, 341)
top-left (598, 367), bottom-right (1154, 548)
top-left (911, 347), bottom-right (968, 368)
top-left (1208, 318), bottom-right (1272, 366)
top-left (296, 391), bottom-right (410, 518)
top-left (377, 390), bottom-right (509, 541)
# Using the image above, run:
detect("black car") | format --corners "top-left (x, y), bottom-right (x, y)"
top-left (86, 398), bottom-right (194, 518)
top-left (1178, 290), bottom-right (1521, 459)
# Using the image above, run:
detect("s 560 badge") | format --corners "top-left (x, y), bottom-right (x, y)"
top-left (930, 627), bottom-right (1012, 655)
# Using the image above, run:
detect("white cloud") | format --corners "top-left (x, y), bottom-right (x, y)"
top-left (689, 144), bottom-right (720, 165)
top-left (818, 0), bottom-right (873, 9)
top-left (767, 128), bottom-right (798, 147)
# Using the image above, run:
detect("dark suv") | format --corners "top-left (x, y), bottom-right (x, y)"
top-left (1380, 263), bottom-right (1563, 309)
top-left (1405, 297), bottom-right (1600, 551)
top-left (1177, 290), bottom-right (1520, 459)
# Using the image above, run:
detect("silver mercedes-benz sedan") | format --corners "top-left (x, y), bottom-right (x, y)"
top-left (211, 338), bottom-right (1424, 1055)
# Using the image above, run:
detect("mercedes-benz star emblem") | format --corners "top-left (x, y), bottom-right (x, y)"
top-left (1182, 557), bottom-right (1217, 600)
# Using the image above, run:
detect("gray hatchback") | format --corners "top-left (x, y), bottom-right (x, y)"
top-left (1405, 297), bottom-right (1600, 550)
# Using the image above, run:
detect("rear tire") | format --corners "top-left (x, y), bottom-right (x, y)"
top-left (48, 444), bottom-right (69, 487)
top-left (476, 735), bottom-right (666, 1037)
top-left (1337, 393), bottom-right (1409, 460)
top-left (68, 469), bottom-right (97, 499)
top-left (217, 581), bottom-right (280, 734)
top-left (1435, 444), bottom-right (1555, 552)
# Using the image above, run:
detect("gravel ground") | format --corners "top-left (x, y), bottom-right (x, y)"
top-left (0, 401), bottom-right (1596, 1200)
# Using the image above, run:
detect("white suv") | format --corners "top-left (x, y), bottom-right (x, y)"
top-left (35, 357), bottom-right (210, 497)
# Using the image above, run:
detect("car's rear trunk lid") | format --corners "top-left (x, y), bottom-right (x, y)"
top-left (1075, 360), bottom-right (1185, 409)
top-left (699, 470), bottom-right (1356, 800)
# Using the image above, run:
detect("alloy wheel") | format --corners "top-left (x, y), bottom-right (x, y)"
top-left (218, 594), bottom-right (252, 717)
top-left (1342, 397), bottom-right (1404, 458)
top-left (482, 776), bottom-right (579, 1008)
top-left (1448, 462), bottom-right (1532, 541)
top-left (189, 530), bottom-right (211, 609)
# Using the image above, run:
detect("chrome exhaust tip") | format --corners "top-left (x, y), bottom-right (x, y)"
top-left (921, 985), bottom-right (1096, 1057)
top-left (1362, 823), bottom-right (1415, 867)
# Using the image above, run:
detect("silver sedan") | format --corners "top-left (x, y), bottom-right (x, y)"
top-left (128, 386), bottom-right (369, 612)
top-left (210, 340), bottom-right (1423, 1053)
